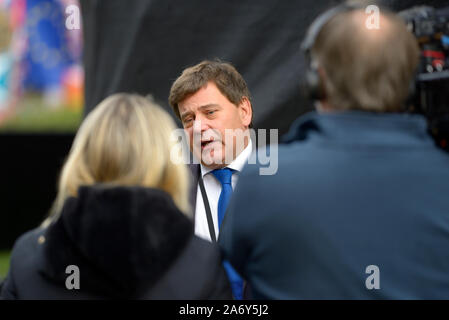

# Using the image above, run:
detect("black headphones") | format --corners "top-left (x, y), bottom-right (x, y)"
top-left (301, 3), bottom-right (362, 101)
top-left (301, 3), bottom-right (417, 107)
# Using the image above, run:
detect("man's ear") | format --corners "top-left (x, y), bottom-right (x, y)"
top-left (238, 96), bottom-right (252, 128)
top-left (317, 65), bottom-right (327, 101)
top-left (316, 66), bottom-right (335, 112)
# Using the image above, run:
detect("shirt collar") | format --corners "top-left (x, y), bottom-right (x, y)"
top-left (200, 139), bottom-right (253, 177)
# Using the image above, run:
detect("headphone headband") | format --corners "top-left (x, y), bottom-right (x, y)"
top-left (301, 3), bottom-right (365, 55)
top-left (300, 2), bottom-right (417, 109)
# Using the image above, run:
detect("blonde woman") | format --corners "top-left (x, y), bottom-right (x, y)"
top-left (0, 93), bottom-right (232, 299)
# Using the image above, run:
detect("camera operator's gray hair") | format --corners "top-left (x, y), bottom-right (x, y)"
top-left (311, 7), bottom-right (419, 112)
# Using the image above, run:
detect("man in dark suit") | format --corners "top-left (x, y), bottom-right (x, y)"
top-left (219, 4), bottom-right (449, 299)
top-left (168, 60), bottom-right (254, 299)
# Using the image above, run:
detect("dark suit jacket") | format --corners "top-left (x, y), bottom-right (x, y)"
top-left (189, 161), bottom-right (255, 300)
top-left (188, 164), bottom-right (201, 221)
top-left (220, 111), bottom-right (449, 299)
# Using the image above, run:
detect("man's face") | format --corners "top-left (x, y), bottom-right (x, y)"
top-left (178, 81), bottom-right (252, 169)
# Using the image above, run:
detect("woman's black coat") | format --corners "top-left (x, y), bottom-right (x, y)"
top-left (1, 186), bottom-right (232, 299)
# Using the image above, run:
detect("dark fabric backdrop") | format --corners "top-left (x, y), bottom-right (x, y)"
top-left (80, 0), bottom-right (448, 135)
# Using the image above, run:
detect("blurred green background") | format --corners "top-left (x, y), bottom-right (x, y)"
top-left (0, 251), bottom-right (10, 279)
top-left (0, 95), bottom-right (82, 132)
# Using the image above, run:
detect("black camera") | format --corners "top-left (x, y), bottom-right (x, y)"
top-left (400, 5), bottom-right (449, 150)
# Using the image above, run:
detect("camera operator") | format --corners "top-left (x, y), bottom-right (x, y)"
top-left (219, 3), bottom-right (449, 299)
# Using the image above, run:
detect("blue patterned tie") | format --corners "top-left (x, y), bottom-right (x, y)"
top-left (211, 168), bottom-right (244, 300)
top-left (211, 168), bottom-right (233, 228)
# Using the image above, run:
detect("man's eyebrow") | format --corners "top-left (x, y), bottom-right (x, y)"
top-left (180, 110), bottom-right (194, 120)
top-left (180, 104), bottom-right (221, 120)
top-left (198, 104), bottom-right (221, 110)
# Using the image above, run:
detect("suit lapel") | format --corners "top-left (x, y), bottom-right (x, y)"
top-left (188, 164), bottom-right (200, 221)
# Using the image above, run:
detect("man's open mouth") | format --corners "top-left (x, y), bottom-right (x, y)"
top-left (201, 139), bottom-right (217, 150)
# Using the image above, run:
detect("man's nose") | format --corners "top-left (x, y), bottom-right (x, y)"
top-left (193, 117), bottom-right (210, 133)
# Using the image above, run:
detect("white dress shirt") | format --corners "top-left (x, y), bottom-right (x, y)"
top-left (194, 139), bottom-right (253, 242)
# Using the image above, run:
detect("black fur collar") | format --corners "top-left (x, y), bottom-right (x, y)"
top-left (41, 185), bottom-right (193, 298)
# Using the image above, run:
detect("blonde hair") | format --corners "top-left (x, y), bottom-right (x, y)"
top-left (42, 93), bottom-right (190, 227)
